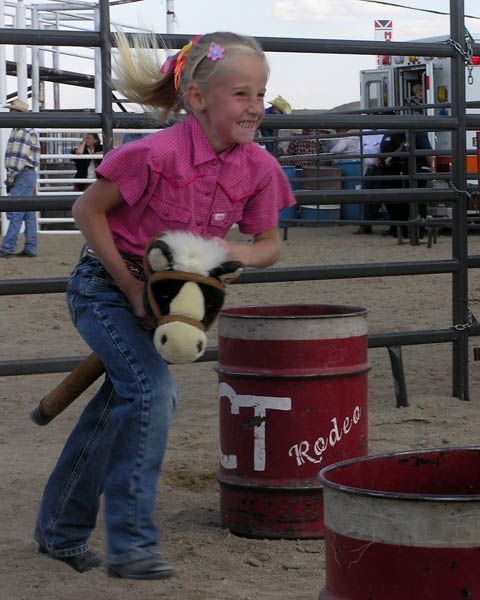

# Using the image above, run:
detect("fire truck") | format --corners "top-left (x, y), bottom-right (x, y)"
top-left (359, 34), bottom-right (480, 176)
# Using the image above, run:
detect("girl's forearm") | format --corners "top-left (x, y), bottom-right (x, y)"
top-left (218, 230), bottom-right (280, 268)
top-left (244, 237), bottom-right (280, 268)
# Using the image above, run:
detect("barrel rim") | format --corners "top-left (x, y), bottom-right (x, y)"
top-left (318, 445), bottom-right (480, 502)
top-left (220, 304), bottom-right (368, 320)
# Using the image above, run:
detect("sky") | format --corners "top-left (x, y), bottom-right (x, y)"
top-left (109, 0), bottom-right (480, 110)
top-left (6, 0), bottom-right (480, 111)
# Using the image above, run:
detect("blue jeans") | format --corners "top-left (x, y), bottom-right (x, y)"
top-left (1, 168), bottom-right (38, 255)
top-left (34, 255), bottom-right (178, 564)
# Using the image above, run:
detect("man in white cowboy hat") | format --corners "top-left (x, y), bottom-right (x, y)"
top-left (0, 99), bottom-right (41, 258)
top-left (267, 95), bottom-right (292, 115)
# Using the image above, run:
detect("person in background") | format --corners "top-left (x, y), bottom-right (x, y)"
top-left (33, 31), bottom-right (295, 580)
top-left (329, 128), bottom-right (360, 155)
top-left (122, 132), bottom-right (147, 144)
top-left (412, 83), bottom-right (423, 101)
top-left (380, 130), bottom-right (434, 237)
top-left (354, 128), bottom-right (384, 234)
top-left (407, 83), bottom-right (425, 114)
top-left (0, 99), bottom-right (40, 258)
top-left (259, 94), bottom-right (292, 154)
top-left (284, 128), bottom-right (323, 168)
top-left (72, 133), bottom-right (103, 192)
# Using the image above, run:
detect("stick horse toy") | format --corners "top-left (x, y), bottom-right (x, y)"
top-left (31, 231), bottom-right (242, 426)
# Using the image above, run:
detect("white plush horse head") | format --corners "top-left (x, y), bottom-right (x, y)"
top-left (144, 232), bottom-right (242, 364)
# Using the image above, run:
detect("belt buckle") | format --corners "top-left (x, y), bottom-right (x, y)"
top-left (126, 262), bottom-right (144, 281)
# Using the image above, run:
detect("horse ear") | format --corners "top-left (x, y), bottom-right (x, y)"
top-left (209, 261), bottom-right (244, 282)
top-left (147, 239), bottom-right (174, 272)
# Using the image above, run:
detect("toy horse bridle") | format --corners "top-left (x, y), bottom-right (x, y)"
top-left (144, 269), bottom-right (227, 333)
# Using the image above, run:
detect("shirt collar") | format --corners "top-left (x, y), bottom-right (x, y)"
top-left (186, 114), bottom-right (244, 168)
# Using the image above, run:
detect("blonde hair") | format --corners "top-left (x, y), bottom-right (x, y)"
top-left (113, 31), bottom-right (268, 116)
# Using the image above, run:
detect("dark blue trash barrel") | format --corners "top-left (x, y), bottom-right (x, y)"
top-left (335, 160), bottom-right (362, 221)
top-left (280, 166), bottom-right (299, 223)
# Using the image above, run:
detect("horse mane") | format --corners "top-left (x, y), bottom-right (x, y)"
top-left (148, 231), bottom-right (228, 276)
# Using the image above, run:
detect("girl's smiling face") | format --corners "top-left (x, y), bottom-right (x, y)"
top-left (189, 53), bottom-right (268, 153)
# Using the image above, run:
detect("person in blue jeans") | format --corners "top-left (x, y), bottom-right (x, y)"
top-left (0, 99), bottom-right (40, 258)
top-left (33, 30), bottom-right (295, 580)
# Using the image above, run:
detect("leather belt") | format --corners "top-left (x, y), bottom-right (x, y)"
top-left (83, 246), bottom-right (145, 281)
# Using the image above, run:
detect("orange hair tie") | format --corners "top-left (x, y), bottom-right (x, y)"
top-left (173, 34), bottom-right (203, 90)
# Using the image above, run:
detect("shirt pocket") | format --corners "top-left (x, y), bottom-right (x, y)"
top-left (149, 172), bottom-right (195, 228)
top-left (209, 184), bottom-right (250, 231)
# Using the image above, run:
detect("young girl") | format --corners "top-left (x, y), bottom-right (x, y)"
top-left (34, 31), bottom-right (296, 580)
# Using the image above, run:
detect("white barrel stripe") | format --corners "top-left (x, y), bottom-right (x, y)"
top-left (219, 315), bottom-right (367, 341)
top-left (324, 487), bottom-right (480, 547)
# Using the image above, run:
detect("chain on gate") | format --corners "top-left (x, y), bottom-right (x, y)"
top-left (444, 30), bottom-right (480, 216)
top-left (445, 27), bottom-right (475, 85)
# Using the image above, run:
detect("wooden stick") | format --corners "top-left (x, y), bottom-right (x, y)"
top-left (31, 353), bottom-right (105, 425)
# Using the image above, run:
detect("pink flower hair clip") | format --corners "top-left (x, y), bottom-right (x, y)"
top-left (207, 42), bottom-right (224, 61)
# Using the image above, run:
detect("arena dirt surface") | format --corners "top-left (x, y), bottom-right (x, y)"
top-left (2, 223), bottom-right (480, 600)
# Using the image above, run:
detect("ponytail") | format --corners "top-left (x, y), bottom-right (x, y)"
top-left (113, 31), bottom-right (181, 115)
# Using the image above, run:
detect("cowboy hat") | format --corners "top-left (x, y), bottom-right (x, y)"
top-left (5, 99), bottom-right (29, 112)
top-left (268, 95), bottom-right (292, 114)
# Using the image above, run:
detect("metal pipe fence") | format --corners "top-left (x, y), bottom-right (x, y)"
top-left (0, 0), bottom-right (476, 402)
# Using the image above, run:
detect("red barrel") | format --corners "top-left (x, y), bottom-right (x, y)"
top-left (319, 447), bottom-right (480, 599)
top-left (217, 304), bottom-right (369, 539)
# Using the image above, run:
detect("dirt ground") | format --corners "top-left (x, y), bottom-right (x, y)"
top-left (2, 223), bottom-right (480, 600)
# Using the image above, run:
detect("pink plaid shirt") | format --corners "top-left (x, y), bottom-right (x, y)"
top-left (97, 114), bottom-right (296, 260)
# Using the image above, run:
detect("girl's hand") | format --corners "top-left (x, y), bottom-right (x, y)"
top-left (214, 238), bottom-right (252, 266)
top-left (124, 278), bottom-right (145, 315)
top-left (121, 277), bottom-right (156, 330)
